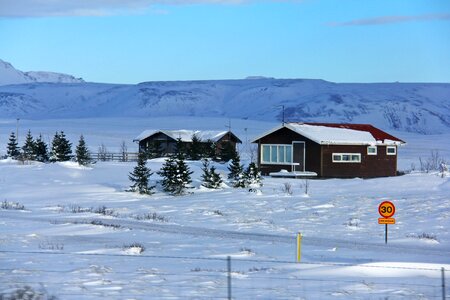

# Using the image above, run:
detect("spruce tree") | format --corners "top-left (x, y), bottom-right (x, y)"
top-left (159, 149), bottom-right (193, 195)
top-left (201, 159), bottom-right (223, 189)
top-left (34, 134), bottom-right (49, 162)
top-left (220, 141), bottom-right (237, 162)
top-left (75, 135), bottom-right (91, 166)
top-left (227, 152), bottom-right (246, 188)
top-left (189, 134), bottom-right (203, 160)
top-left (146, 140), bottom-right (163, 159)
top-left (50, 131), bottom-right (72, 162)
top-left (244, 162), bottom-right (263, 187)
top-left (22, 130), bottom-right (36, 161)
top-left (6, 132), bottom-right (20, 159)
top-left (204, 139), bottom-right (217, 159)
top-left (129, 153), bottom-right (155, 194)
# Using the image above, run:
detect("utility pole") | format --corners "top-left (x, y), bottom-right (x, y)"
top-left (275, 105), bottom-right (285, 125)
top-left (16, 118), bottom-right (20, 144)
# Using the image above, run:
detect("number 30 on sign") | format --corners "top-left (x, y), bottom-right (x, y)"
top-left (378, 201), bottom-right (395, 218)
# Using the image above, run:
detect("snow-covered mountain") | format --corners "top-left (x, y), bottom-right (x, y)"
top-left (0, 59), bottom-right (84, 86)
top-left (0, 59), bottom-right (449, 134)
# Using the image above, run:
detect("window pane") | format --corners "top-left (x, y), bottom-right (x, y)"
top-left (262, 145), bottom-right (270, 162)
top-left (286, 146), bottom-right (292, 163)
top-left (387, 147), bottom-right (396, 154)
top-left (368, 146), bottom-right (376, 154)
top-left (342, 155), bottom-right (350, 161)
top-left (351, 155), bottom-right (360, 162)
top-left (278, 146), bottom-right (285, 163)
top-left (271, 145), bottom-right (278, 162)
top-left (333, 155), bottom-right (341, 161)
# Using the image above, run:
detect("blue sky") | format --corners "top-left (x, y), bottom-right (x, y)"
top-left (0, 0), bottom-right (449, 84)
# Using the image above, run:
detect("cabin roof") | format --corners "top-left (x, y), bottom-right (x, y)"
top-left (135, 130), bottom-right (241, 143)
top-left (252, 122), bottom-right (405, 145)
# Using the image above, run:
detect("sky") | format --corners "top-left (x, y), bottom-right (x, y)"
top-left (0, 0), bottom-right (449, 84)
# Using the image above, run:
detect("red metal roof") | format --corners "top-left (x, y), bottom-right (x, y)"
top-left (300, 122), bottom-right (405, 143)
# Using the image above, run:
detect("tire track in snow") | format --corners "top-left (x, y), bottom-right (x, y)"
top-left (2, 212), bottom-right (449, 258)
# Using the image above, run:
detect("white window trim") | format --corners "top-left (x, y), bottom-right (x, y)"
top-left (261, 144), bottom-right (293, 165)
top-left (386, 146), bottom-right (397, 155)
top-left (367, 146), bottom-right (377, 155)
top-left (332, 153), bottom-right (362, 163)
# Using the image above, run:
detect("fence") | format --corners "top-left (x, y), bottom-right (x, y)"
top-left (0, 250), bottom-right (447, 299)
top-left (90, 152), bottom-right (139, 162)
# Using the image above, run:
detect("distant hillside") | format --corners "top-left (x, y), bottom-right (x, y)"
top-left (0, 63), bottom-right (449, 134)
top-left (0, 59), bottom-right (84, 86)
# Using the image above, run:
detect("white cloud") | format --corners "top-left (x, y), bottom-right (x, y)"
top-left (328, 13), bottom-right (450, 27)
top-left (0, 0), bottom-right (298, 17)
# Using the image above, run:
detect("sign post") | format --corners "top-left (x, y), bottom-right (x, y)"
top-left (378, 201), bottom-right (396, 244)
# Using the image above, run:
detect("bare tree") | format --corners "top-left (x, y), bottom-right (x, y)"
top-left (98, 144), bottom-right (108, 161)
top-left (120, 140), bottom-right (128, 162)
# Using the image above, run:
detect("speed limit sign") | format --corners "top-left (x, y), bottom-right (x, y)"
top-left (378, 201), bottom-right (395, 218)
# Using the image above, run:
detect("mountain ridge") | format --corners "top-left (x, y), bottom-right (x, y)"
top-left (0, 59), bottom-right (449, 134)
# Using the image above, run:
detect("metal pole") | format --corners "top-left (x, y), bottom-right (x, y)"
top-left (385, 224), bottom-right (388, 244)
top-left (16, 118), bottom-right (20, 143)
top-left (227, 256), bottom-right (232, 300)
top-left (442, 267), bottom-right (446, 300)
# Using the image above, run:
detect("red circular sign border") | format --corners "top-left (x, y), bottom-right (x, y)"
top-left (378, 201), bottom-right (396, 218)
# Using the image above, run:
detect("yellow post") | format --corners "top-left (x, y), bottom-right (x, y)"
top-left (297, 232), bottom-right (302, 262)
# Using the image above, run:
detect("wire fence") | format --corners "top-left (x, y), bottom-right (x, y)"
top-left (0, 250), bottom-right (448, 299)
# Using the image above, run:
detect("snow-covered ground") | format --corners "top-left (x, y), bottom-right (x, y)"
top-left (1, 117), bottom-right (449, 299)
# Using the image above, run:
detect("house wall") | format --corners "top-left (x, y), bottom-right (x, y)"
top-left (255, 127), bottom-right (399, 178)
top-left (321, 145), bottom-right (397, 178)
top-left (256, 127), bottom-right (321, 176)
top-left (139, 133), bottom-right (177, 154)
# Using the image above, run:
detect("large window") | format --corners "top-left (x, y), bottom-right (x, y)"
top-left (332, 153), bottom-right (361, 163)
top-left (261, 144), bottom-right (292, 164)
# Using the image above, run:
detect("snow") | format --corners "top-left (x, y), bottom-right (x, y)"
top-left (0, 59), bottom-right (84, 86)
top-left (0, 117), bottom-right (449, 299)
top-left (135, 129), bottom-right (230, 143)
top-left (0, 72), bottom-right (449, 135)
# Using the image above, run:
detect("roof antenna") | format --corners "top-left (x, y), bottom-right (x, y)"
top-left (225, 119), bottom-right (231, 132)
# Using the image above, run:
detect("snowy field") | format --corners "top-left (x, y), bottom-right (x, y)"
top-left (1, 117), bottom-right (449, 299)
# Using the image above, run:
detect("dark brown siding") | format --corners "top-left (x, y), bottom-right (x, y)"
top-left (321, 145), bottom-right (397, 178)
top-left (255, 127), bottom-right (322, 176)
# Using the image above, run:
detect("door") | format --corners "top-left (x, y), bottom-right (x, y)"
top-left (292, 142), bottom-right (305, 172)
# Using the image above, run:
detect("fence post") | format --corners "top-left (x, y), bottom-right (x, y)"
top-left (227, 256), bottom-right (232, 300)
top-left (442, 267), bottom-right (446, 300)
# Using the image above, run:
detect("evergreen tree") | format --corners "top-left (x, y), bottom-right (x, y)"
top-left (50, 131), bottom-right (72, 162)
top-left (227, 152), bottom-right (246, 188)
top-left (75, 135), bottom-right (91, 166)
top-left (189, 134), bottom-right (203, 160)
top-left (159, 149), bottom-right (193, 195)
top-left (220, 141), bottom-right (237, 162)
top-left (204, 139), bottom-right (217, 159)
top-left (201, 159), bottom-right (223, 189)
top-left (174, 138), bottom-right (187, 158)
top-left (34, 134), bottom-right (49, 162)
top-left (129, 153), bottom-right (155, 194)
top-left (6, 132), bottom-right (20, 159)
top-left (244, 162), bottom-right (263, 187)
top-left (146, 140), bottom-right (163, 159)
top-left (22, 130), bottom-right (36, 161)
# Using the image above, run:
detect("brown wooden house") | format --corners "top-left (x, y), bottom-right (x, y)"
top-left (252, 123), bottom-right (406, 178)
top-left (134, 129), bottom-right (241, 158)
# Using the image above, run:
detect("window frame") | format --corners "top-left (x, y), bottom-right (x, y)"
top-left (332, 153), bottom-right (362, 163)
top-left (386, 146), bottom-right (397, 155)
top-left (261, 144), bottom-right (293, 165)
top-left (367, 146), bottom-right (377, 155)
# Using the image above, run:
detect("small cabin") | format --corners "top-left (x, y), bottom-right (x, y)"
top-left (252, 123), bottom-right (406, 178)
top-left (134, 129), bottom-right (241, 159)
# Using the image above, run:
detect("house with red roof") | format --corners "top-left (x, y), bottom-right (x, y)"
top-left (251, 123), bottom-right (406, 178)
